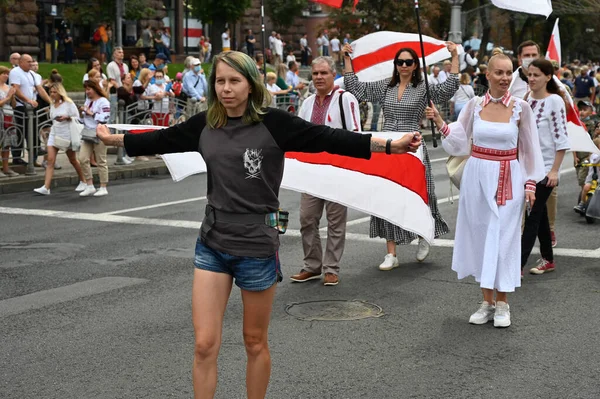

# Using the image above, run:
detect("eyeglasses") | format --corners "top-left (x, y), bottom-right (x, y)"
top-left (394, 59), bottom-right (415, 67)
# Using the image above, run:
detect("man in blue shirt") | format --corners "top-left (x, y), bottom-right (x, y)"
top-left (574, 67), bottom-right (596, 103)
top-left (182, 58), bottom-right (208, 102)
top-left (285, 61), bottom-right (305, 91)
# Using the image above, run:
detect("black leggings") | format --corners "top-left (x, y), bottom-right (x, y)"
top-left (521, 181), bottom-right (554, 267)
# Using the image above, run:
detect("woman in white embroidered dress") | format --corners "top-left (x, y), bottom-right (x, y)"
top-left (522, 59), bottom-right (570, 276)
top-left (33, 83), bottom-right (87, 195)
top-left (426, 53), bottom-right (545, 328)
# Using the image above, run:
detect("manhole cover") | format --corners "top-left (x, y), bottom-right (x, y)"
top-left (285, 300), bottom-right (384, 321)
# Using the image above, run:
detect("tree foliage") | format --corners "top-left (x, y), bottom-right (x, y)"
top-left (190, 0), bottom-right (252, 24)
top-left (64, 0), bottom-right (155, 26)
top-left (265, 0), bottom-right (308, 30)
top-left (325, 0), bottom-right (445, 40)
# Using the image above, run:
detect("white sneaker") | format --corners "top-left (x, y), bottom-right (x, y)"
top-left (121, 157), bottom-right (133, 165)
top-left (93, 187), bottom-right (108, 197)
top-left (378, 254), bottom-right (399, 271)
top-left (493, 301), bottom-right (511, 328)
top-left (79, 185), bottom-right (97, 197)
top-left (469, 301), bottom-right (495, 325)
top-left (416, 238), bottom-right (430, 262)
top-left (75, 181), bottom-right (87, 192)
top-left (33, 186), bottom-right (50, 195)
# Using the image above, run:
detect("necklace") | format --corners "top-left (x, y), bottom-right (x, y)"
top-left (489, 94), bottom-right (504, 103)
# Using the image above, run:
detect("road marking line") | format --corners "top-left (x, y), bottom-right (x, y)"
top-left (1, 206), bottom-right (598, 259)
top-left (0, 277), bottom-right (148, 318)
top-left (104, 196), bottom-right (207, 215)
top-left (430, 157), bottom-right (448, 163)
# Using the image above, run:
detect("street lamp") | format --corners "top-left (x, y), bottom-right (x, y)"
top-left (448, 0), bottom-right (465, 44)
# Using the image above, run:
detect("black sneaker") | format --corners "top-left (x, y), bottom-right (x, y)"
top-left (11, 158), bottom-right (27, 166)
top-left (574, 203), bottom-right (586, 215)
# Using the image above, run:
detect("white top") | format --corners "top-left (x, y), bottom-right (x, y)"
top-left (286, 55), bottom-right (296, 64)
top-left (321, 35), bottom-right (330, 46)
top-left (82, 97), bottom-right (111, 129)
top-left (451, 84), bottom-right (475, 104)
top-left (50, 101), bottom-right (79, 140)
top-left (133, 80), bottom-right (149, 110)
top-left (330, 38), bottom-right (341, 52)
top-left (221, 32), bottom-right (230, 48)
top-left (9, 67), bottom-right (38, 106)
top-left (527, 94), bottom-right (570, 175)
top-left (443, 96), bottom-right (545, 292)
top-left (459, 53), bottom-right (478, 72)
top-left (438, 70), bottom-right (450, 84)
top-left (300, 37), bottom-right (308, 48)
top-left (298, 88), bottom-right (362, 132)
top-left (0, 85), bottom-right (14, 116)
top-left (269, 35), bottom-right (276, 50)
top-left (144, 83), bottom-right (171, 114)
top-left (266, 83), bottom-right (280, 106)
top-left (274, 38), bottom-right (283, 57)
top-left (509, 68), bottom-right (574, 109)
top-left (106, 61), bottom-right (129, 87)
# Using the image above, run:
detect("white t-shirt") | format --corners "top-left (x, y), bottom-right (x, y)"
top-left (222, 32), bottom-right (230, 48)
top-left (286, 54), bottom-right (296, 64)
top-left (451, 84), bottom-right (475, 104)
top-left (144, 83), bottom-right (171, 114)
top-left (267, 83), bottom-right (280, 106)
top-left (321, 35), bottom-right (329, 46)
top-left (330, 38), bottom-right (341, 52)
top-left (274, 39), bottom-right (283, 57)
top-left (9, 67), bottom-right (37, 106)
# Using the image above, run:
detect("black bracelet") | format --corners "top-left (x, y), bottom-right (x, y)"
top-left (385, 138), bottom-right (392, 155)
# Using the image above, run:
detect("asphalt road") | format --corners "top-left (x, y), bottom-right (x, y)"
top-left (1, 145), bottom-right (599, 399)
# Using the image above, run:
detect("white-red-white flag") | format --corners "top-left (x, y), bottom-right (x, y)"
top-left (490, 0), bottom-right (553, 17)
top-left (107, 124), bottom-right (435, 242)
top-left (349, 31), bottom-right (464, 82)
top-left (546, 18), bottom-right (561, 66)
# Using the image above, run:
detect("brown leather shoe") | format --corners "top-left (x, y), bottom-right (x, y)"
top-left (323, 273), bottom-right (339, 286)
top-left (290, 270), bottom-right (321, 283)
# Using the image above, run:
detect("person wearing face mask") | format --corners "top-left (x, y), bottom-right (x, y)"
top-left (142, 70), bottom-right (174, 127)
top-left (182, 58), bottom-right (208, 103)
top-left (508, 41), bottom-right (540, 99)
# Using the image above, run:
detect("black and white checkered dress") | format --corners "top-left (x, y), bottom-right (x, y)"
top-left (344, 72), bottom-right (459, 244)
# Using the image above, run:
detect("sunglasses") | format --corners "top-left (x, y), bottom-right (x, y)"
top-left (394, 59), bottom-right (415, 67)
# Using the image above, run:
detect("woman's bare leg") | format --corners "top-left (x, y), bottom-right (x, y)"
top-left (43, 146), bottom-right (58, 189)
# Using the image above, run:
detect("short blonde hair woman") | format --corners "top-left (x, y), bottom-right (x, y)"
top-left (96, 51), bottom-right (422, 397)
top-left (33, 83), bottom-right (86, 195)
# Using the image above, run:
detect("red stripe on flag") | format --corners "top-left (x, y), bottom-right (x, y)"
top-left (285, 152), bottom-right (428, 204)
top-left (128, 129), bottom-right (158, 135)
top-left (184, 28), bottom-right (203, 38)
top-left (352, 41), bottom-right (446, 74)
top-left (311, 0), bottom-right (344, 8)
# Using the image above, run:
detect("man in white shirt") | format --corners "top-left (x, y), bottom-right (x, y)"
top-left (290, 56), bottom-right (361, 287)
top-left (9, 54), bottom-right (50, 165)
top-left (330, 35), bottom-right (341, 64)
top-left (438, 60), bottom-right (452, 83)
top-left (106, 46), bottom-right (129, 88)
top-left (221, 28), bottom-right (231, 52)
top-left (269, 31), bottom-right (277, 63)
top-left (274, 33), bottom-right (284, 67)
top-left (321, 31), bottom-right (330, 57)
top-left (299, 33), bottom-right (309, 66)
top-left (429, 66), bottom-right (442, 85)
top-left (9, 52), bottom-right (21, 69)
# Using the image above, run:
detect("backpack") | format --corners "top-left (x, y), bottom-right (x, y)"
top-left (92, 29), bottom-right (101, 45)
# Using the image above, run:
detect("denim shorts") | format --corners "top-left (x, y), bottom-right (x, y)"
top-left (193, 238), bottom-right (282, 292)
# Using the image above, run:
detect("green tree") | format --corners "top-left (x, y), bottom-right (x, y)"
top-left (64, 0), bottom-right (155, 26)
top-left (326, 0), bottom-right (445, 39)
top-left (190, 0), bottom-right (252, 52)
top-left (265, 0), bottom-right (308, 31)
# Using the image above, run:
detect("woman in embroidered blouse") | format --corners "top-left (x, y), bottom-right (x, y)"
top-left (342, 42), bottom-right (460, 270)
top-left (426, 53), bottom-right (545, 328)
top-left (33, 83), bottom-right (86, 195)
top-left (522, 59), bottom-right (570, 275)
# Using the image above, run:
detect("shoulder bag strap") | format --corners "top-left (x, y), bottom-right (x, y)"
top-left (338, 91), bottom-right (347, 130)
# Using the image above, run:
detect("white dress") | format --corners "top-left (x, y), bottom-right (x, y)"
top-left (442, 95), bottom-right (545, 292)
top-left (48, 101), bottom-right (79, 148)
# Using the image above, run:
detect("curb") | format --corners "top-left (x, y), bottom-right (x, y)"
top-left (0, 160), bottom-right (170, 195)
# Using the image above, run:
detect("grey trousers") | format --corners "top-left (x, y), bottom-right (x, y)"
top-left (299, 193), bottom-right (347, 275)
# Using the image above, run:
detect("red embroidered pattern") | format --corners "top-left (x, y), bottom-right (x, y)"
top-left (471, 145), bottom-right (518, 206)
top-left (310, 87), bottom-right (339, 125)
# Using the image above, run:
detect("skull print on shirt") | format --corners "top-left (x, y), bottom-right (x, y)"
top-left (243, 148), bottom-right (263, 179)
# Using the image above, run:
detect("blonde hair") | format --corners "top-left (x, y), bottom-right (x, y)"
top-left (488, 53), bottom-right (512, 70)
top-left (460, 73), bottom-right (471, 85)
top-left (87, 69), bottom-right (101, 81)
top-left (207, 51), bottom-right (270, 129)
top-left (138, 68), bottom-right (152, 86)
top-left (266, 72), bottom-right (277, 81)
top-left (48, 82), bottom-right (73, 103)
top-left (0, 66), bottom-right (9, 76)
